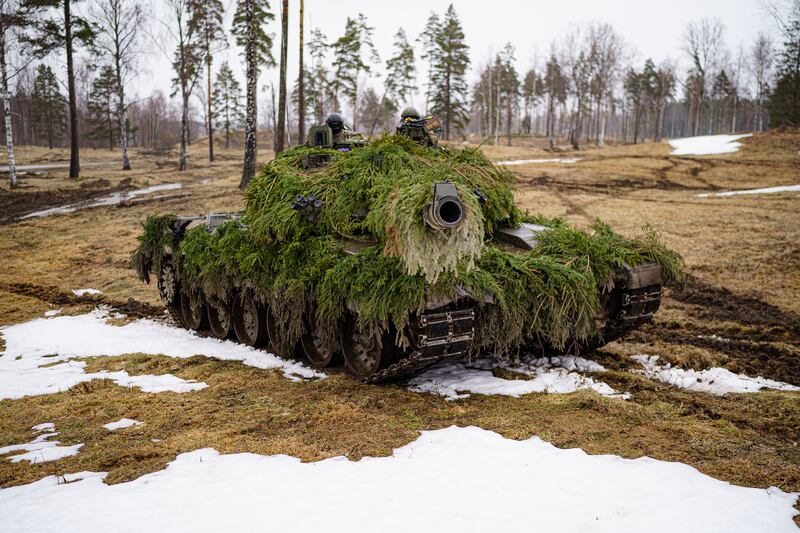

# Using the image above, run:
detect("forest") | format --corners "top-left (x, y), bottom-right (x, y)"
top-left (0, 0), bottom-right (799, 185)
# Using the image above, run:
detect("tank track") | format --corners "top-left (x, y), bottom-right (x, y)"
top-left (364, 309), bottom-right (476, 384)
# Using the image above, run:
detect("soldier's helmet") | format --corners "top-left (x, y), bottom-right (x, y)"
top-left (325, 113), bottom-right (345, 134)
top-left (401, 107), bottom-right (421, 120)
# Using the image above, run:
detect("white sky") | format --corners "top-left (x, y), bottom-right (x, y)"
top-left (127, 0), bottom-right (776, 119)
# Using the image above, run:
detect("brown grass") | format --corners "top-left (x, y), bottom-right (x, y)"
top-left (0, 132), bottom-right (798, 520)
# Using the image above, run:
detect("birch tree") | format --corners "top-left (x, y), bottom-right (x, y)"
top-left (165, 0), bottom-right (200, 171)
top-left (91, 0), bottom-right (146, 170)
top-left (749, 33), bottom-right (773, 130)
top-left (0, 0), bottom-right (31, 187)
top-left (232, 0), bottom-right (274, 188)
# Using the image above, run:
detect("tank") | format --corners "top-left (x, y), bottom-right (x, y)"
top-left (132, 124), bottom-right (683, 383)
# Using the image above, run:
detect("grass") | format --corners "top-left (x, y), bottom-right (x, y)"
top-left (0, 131), bottom-right (798, 523)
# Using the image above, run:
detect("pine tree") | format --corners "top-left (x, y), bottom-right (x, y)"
top-left (331, 14), bottom-right (379, 128)
top-left (232, 0), bottom-right (275, 187)
top-left (86, 64), bottom-right (118, 150)
top-left (30, 64), bottom-right (66, 149)
top-left (212, 61), bottom-right (244, 149)
top-left (429, 4), bottom-right (470, 140)
top-left (768, 13), bottom-right (800, 127)
top-left (543, 54), bottom-right (567, 149)
top-left (24, 0), bottom-right (96, 177)
top-left (385, 28), bottom-right (416, 108)
top-left (275, 0), bottom-right (287, 153)
top-left (188, 0), bottom-right (225, 162)
top-left (498, 42), bottom-right (519, 146)
top-left (358, 86), bottom-right (397, 132)
top-left (521, 68), bottom-right (543, 134)
top-left (417, 12), bottom-right (439, 111)
top-left (307, 28), bottom-right (328, 124)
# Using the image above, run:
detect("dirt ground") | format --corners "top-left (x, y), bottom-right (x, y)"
top-left (0, 132), bottom-right (798, 518)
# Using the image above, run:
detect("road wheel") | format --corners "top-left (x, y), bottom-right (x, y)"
top-left (300, 317), bottom-right (341, 369)
top-left (233, 294), bottom-right (268, 347)
top-left (180, 290), bottom-right (208, 331)
top-left (342, 319), bottom-right (396, 378)
top-left (207, 299), bottom-right (233, 340)
top-left (157, 259), bottom-right (182, 324)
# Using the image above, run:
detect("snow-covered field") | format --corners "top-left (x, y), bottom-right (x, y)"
top-left (668, 133), bottom-right (752, 156)
top-left (0, 426), bottom-right (796, 533)
top-left (0, 309), bottom-right (322, 399)
top-left (633, 355), bottom-right (800, 395)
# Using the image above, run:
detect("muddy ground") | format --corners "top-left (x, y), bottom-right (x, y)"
top-left (0, 133), bottom-right (798, 520)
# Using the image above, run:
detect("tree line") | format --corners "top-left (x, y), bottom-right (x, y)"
top-left (1, 0), bottom-right (799, 189)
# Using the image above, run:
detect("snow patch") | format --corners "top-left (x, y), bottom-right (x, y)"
top-left (497, 157), bottom-right (582, 166)
top-left (633, 355), bottom-right (800, 395)
top-left (0, 429), bottom-right (82, 464)
top-left (0, 426), bottom-right (796, 533)
top-left (668, 133), bottom-right (752, 156)
top-left (102, 418), bottom-right (143, 431)
top-left (697, 184), bottom-right (800, 197)
top-left (72, 289), bottom-right (102, 296)
top-left (44, 309), bottom-right (61, 317)
top-left (21, 183), bottom-right (183, 219)
top-left (408, 357), bottom-right (627, 400)
top-left (31, 423), bottom-right (55, 432)
top-left (0, 310), bottom-right (321, 400)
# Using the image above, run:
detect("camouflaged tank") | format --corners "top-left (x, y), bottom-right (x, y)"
top-left (132, 118), bottom-right (683, 382)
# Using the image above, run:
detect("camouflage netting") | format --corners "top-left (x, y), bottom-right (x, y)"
top-left (133, 134), bottom-right (684, 359)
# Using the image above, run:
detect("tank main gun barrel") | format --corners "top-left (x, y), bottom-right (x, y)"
top-left (424, 182), bottom-right (465, 230)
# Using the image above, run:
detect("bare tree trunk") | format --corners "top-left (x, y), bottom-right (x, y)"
top-left (65, 0), bottom-right (80, 178)
top-left (207, 56), bottom-right (214, 162)
top-left (240, 0), bottom-right (257, 188)
top-left (0, 28), bottom-right (17, 188)
top-left (275, 0), bottom-right (288, 154)
top-left (115, 63), bottom-right (131, 170)
top-left (297, 0), bottom-right (305, 143)
top-left (179, 86), bottom-right (188, 170)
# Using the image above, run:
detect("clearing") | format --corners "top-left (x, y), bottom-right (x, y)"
top-left (0, 131), bottom-right (798, 530)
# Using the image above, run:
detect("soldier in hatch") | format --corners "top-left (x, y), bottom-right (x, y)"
top-left (396, 107), bottom-right (442, 147)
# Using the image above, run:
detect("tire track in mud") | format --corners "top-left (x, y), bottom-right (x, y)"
top-left (0, 282), bottom-right (164, 320)
top-left (625, 276), bottom-right (800, 386)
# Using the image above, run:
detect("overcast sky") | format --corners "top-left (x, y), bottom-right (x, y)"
top-left (134, 0), bottom-right (776, 119)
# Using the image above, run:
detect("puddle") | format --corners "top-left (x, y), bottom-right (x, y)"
top-left (20, 183), bottom-right (183, 219)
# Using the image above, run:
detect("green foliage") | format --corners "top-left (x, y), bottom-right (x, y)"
top-left (428, 4), bottom-right (471, 139)
top-left (330, 13), bottom-right (379, 124)
top-left (130, 214), bottom-right (179, 284)
top-left (768, 14), bottom-right (800, 127)
top-left (133, 137), bottom-right (685, 361)
top-left (212, 61), bottom-right (245, 147)
top-left (86, 65), bottom-right (117, 149)
top-left (244, 134), bottom-right (519, 280)
top-left (30, 64), bottom-right (66, 149)
top-left (231, 0), bottom-right (276, 70)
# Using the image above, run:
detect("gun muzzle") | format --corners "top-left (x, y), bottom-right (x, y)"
top-left (424, 182), bottom-right (465, 230)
